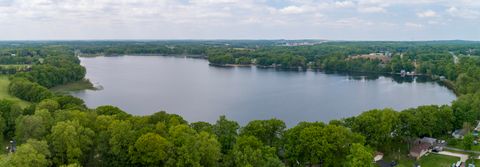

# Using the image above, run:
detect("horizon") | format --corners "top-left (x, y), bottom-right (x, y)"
top-left (0, 39), bottom-right (479, 42)
top-left (0, 0), bottom-right (479, 41)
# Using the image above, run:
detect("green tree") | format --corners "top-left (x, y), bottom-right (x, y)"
top-left (49, 120), bottom-right (95, 165)
top-left (190, 121), bottom-right (213, 134)
top-left (15, 115), bottom-right (47, 143)
top-left (129, 133), bottom-right (171, 166)
top-left (197, 131), bottom-right (221, 166)
top-left (5, 139), bottom-right (51, 167)
top-left (167, 124), bottom-right (201, 167)
top-left (36, 99), bottom-right (60, 112)
top-left (0, 100), bottom-right (22, 138)
top-left (230, 135), bottom-right (283, 167)
top-left (213, 115), bottom-right (239, 154)
top-left (95, 105), bottom-right (130, 119)
top-left (345, 143), bottom-right (374, 167)
top-left (351, 109), bottom-right (399, 149)
top-left (109, 120), bottom-right (136, 166)
top-left (463, 133), bottom-right (474, 150)
top-left (240, 118), bottom-right (286, 147)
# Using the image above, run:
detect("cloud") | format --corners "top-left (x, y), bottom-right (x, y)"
top-left (279, 5), bottom-right (306, 14)
top-left (417, 10), bottom-right (437, 18)
top-left (0, 0), bottom-right (479, 40)
top-left (447, 6), bottom-right (480, 19)
top-left (405, 22), bottom-right (424, 28)
top-left (335, 1), bottom-right (355, 8)
top-left (357, 6), bottom-right (386, 13)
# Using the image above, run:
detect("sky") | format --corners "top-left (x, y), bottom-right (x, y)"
top-left (0, 0), bottom-right (479, 40)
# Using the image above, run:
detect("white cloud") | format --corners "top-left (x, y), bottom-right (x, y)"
top-left (357, 6), bottom-right (386, 13)
top-left (279, 6), bottom-right (306, 14)
top-left (417, 10), bottom-right (437, 18)
top-left (405, 22), bottom-right (424, 28)
top-left (335, 1), bottom-right (355, 8)
top-left (0, 0), bottom-right (479, 40)
top-left (447, 6), bottom-right (480, 19)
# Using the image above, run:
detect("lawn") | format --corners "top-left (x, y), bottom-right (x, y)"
top-left (419, 154), bottom-right (460, 167)
top-left (0, 75), bottom-right (29, 107)
top-left (466, 158), bottom-right (480, 166)
top-left (383, 153), bottom-right (459, 167)
top-left (448, 139), bottom-right (480, 152)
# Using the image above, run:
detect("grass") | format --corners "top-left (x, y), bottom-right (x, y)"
top-left (384, 153), bottom-right (460, 167)
top-left (448, 138), bottom-right (480, 152)
top-left (0, 75), bottom-right (29, 107)
top-left (465, 158), bottom-right (480, 166)
top-left (50, 79), bottom-right (96, 93)
top-left (419, 153), bottom-right (460, 167)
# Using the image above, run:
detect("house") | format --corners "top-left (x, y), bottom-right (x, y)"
top-left (409, 140), bottom-right (431, 160)
top-left (420, 137), bottom-right (437, 145)
top-left (474, 121), bottom-right (480, 132)
top-left (453, 129), bottom-right (468, 139)
top-left (374, 152), bottom-right (384, 162)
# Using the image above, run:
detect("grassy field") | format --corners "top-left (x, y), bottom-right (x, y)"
top-left (419, 154), bottom-right (460, 167)
top-left (50, 79), bottom-right (96, 93)
top-left (0, 75), bottom-right (29, 107)
top-left (447, 138), bottom-right (480, 153)
top-left (384, 153), bottom-right (460, 167)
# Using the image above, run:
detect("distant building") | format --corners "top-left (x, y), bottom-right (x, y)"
top-left (349, 53), bottom-right (391, 63)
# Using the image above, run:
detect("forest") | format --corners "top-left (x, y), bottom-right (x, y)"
top-left (0, 40), bottom-right (479, 166)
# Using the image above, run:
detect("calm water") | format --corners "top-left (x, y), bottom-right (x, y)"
top-left (72, 56), bottom-right (456, 126)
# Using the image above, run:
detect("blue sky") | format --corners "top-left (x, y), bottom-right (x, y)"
top-left (0, 0), bottom-right (479, 40)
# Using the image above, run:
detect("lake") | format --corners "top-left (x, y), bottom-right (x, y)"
top-left (72, 56), bottom-right (457, 126)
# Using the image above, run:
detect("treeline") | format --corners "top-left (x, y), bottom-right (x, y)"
top-left (14, 56), bottom-right (86, 88)
top-left (0, 97), bottom-right (373, 167)
top-left (5, 52), bottom-right (86, 102)
top-left (0, 92), bottom-right (479, 166)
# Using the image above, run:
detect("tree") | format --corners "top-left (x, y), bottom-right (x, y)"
top-left (463, 133), bottom-right (474, 150)
top-left (345, 143), bottom-right (374, 167)
top-left (109, 120), bottom-right (136, 166)
top-left (5, 139), bottom-right (51, 167)
top-left (167, 124), bottom-right (201, 167)
top-left (213, 115), bottom-right (239, 154)
top-left (351, 109), bottom-right (399, 149)
top-left (95, 105), bottom-right (130, 119)
top-left (240, 119), bottom-right (286, 147)
top-left (197, 131), bottom-right (221, 166)
top-left (15, 115), bottom-right (47, 143)
top-left (230, 135), bottom-right (283, 167)
top-left (190, 121), bottom-right (213, 134)
top-left (284, 122), bottom-right (364, 166)
top-left (49, 120), bottom-right (95, 165)
top-left (129, 133), bottom-right (171, 166)
top-left (0, 100), bottom-right (23, 138)
top-left (36, 99), bottom-right (60, 112)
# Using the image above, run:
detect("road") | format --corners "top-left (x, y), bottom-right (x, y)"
top-left (449, 51), bottom-right (459, 64)
top-left (444, 146), bottom-right (480, 154)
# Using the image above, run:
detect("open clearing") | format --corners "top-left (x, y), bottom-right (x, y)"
top-left (0, 75), bottom-right (29, 107)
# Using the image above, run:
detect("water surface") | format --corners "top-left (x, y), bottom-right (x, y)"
top-left (72, 56), bottom-right (456, 126)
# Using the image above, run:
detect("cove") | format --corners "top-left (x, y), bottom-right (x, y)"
top-left (72, 56), bottom-right (456, 126)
